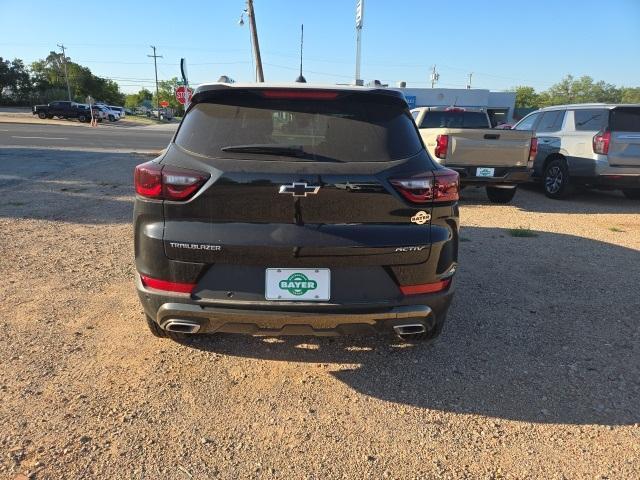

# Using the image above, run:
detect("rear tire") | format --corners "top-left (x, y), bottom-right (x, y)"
top-left (486, 186), bottom-right (517, 204)
top-left (144, 314), bottom-right (188, 341)
top-left (108, 114), bottom-right (115, 122)
top-left (543, 158), bottom-right (572, 199)
top-left (78, 114), bottom-right (87, 123)
top-left (46, 114), bottom-right (54, 119)
top-left (38, 111), bottom-right (47, 119)
top-left (622, 188), bottom-right (640, 199)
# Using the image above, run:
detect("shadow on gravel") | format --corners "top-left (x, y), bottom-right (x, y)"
top-left (0, 148), bottom-right (151, 224)
top-left (459, 183), bottom-right (640, 214)
top-left (183, 227), bottom-right (640, 426)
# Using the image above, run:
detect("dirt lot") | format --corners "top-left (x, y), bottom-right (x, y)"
top-left (1, 148), bottom-right (639, 479)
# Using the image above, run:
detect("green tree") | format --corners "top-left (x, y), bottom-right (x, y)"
top-left (125, 88), bottom-right (153, 109)
top-left (152, 77), bottom-right (185, 114)
top-left (539, 75), bottom-right (621, 106)
top-left (0, 57), bottom-right (32, 104)
top-left (512, 86), bottom-right (540, 108)
top-left (620, 87), bottom-right (640, 104)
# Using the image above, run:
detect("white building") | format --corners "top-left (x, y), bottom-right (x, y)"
top-left (391, 87), bottom-right (516, 126)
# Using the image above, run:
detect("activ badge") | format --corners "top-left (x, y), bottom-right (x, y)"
top-left (411, 211), bottom-right (431, 225)
top-left (279, 273), bottom-right (318, 296)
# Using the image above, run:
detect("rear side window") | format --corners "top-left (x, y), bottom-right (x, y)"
top-left (419, 111), bottom-right (489, 129)
top-left (574, 109), bottom-right (608, 131)
top-left (537, 110), bottom-right (565, 132)
top-left (609, 107), bottom-right (640, 132)
top-left (176, 92), bottom-right (423, 162)
top-left (514, 112), bottom-right (540, 131)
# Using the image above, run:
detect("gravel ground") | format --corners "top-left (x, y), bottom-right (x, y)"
top-left (0, 148), bottom-right (639, 479)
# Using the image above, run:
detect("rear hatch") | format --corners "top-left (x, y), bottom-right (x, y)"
top-left (417, 109), bottom-right (531, 167)
top-left (608, 107), bottom-right (640, 167)
top-left (160, 88), bottom-right (442, 302)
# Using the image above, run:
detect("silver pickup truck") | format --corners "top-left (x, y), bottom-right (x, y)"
top-left (411, 107), bottom-right (536, 203)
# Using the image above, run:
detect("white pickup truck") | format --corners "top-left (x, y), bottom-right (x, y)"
top-left (411, 107), bottom-right (537, 203)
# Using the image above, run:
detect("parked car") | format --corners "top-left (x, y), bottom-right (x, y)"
top-left (32, 101), bottom-right (91, 122)
top-left (134, 83), bottom-right (460, 342)
top-left (77, 104), bottom-right (105, 122)
top-left (148, 108), bottom-right (174, 120)
top-left (109, 106), bottom-right (126, 118)
top-left (411, 106), bottom-right (536, 203)
top-left (94, 104), bottom-right (120, 122)
top-left (514, 104), bottom-right (640, 199)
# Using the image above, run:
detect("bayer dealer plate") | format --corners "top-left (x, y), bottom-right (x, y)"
top-left (476, 167), bottom-right (495, 177)
top-left (265, 268), bottom-right (330, 301)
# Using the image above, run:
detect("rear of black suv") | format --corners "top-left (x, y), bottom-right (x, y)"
top-left (134, 84), bottom-right (459, 342)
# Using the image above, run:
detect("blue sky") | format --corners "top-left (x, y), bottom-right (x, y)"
top-left (1, 0), bottom-right (639, 94)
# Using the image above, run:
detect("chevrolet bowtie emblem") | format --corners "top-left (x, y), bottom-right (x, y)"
top-left (278, 182), bottom-right (321, 197)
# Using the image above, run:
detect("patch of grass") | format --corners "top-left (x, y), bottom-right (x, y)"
top-left (609, 226), bottom-right (626, 233)
top-left (507, 227), bottom-right (538, 238)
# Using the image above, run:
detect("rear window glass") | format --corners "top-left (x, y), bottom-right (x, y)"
top-left (175, 92), bottom-right (422, 162)
top-left (419, 111), bottom-right (489, 129)
top-left (610, 107), bottom-right (640, 132)
top-left (574, 109), bottom-right (608, 131)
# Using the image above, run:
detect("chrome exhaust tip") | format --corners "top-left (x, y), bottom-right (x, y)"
top-left (163, 319), bottom-right (201, 334)
top-left (393, 323), bottom-right (427, 337)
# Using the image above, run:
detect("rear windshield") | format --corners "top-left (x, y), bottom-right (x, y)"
top-left (175, 91), bottom-right (422, 162)
top-left (610, 107), bottom-right (640, 132)
top-left (573, 109), bottom-right (608, 131)
top-left (419, 111), bottom-right (489, 129)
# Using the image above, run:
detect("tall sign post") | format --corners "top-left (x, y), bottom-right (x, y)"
top-left (355, 0), bottom-right (364, 86)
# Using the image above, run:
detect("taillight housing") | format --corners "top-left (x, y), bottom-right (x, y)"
top-left (391, 168), bottom-right (459, 204)
top-left (593, 130), bottom-right (610, 155)
top-left (260, 89), bottom-right (339, 100)
top-left (435, 134), bottom-right (449, 159)
top-left (140, 274), bottom-right (196, 294)
top-left (528, 137), bottom-right (538, 163)
top-left (134, 161), bottom-right (209, 201)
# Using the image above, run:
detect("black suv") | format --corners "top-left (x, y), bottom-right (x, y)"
top-left (134, 84), bottom-right (459, 342)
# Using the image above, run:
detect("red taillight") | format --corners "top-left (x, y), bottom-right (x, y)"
top-left (140, 275), bottom-right (196, 294)
top-left (134, 162), bottom-right (162, 198)
top-left (134, 161), bottom-right (209, 201)
top-left (391, 169), bottom-right (459, 204)
top-left (390, 176), bottom-right (434, 203)
top-left (435, 134), bottom-right (448, 159)
top-left (400, 278), bottom-right (451, 296)
top-left (593, 130), bottom-right (610, 155)
top-left (261, 89), bottom-right (339, 100)
top-left (433, 169), bottom-right (459, 202)
top-left (528, 137), bottom-right (538, 163)
top-left (445, 107), bottom-right (465, 112)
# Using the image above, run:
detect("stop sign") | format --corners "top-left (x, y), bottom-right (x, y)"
top-left (175, 86), bottom-right (193, 105)
top-left (159, 100), bottom-right (169, 108)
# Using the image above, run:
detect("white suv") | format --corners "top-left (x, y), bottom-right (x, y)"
top-left (514, 104), bottom-right (640, 199)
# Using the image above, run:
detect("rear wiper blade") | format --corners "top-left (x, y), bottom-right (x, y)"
top-left (221, 144), bottom-right (343, 162)
top-left (221, 144), bottom-right (305, 156)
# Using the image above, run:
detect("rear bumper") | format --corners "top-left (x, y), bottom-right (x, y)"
top-left (448, 165), bottom-right (530, 185)
top-left (136, 276), bottom-right (454, 336)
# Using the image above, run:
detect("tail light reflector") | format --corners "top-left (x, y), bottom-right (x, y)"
top-left (593, 130), bottom-right (610, 155)
top-left (435, 134), bottom-right (449, 159)
top-left (391, 169), bottom-right (459, 204)
top-left (135, 161), bottom-right (209, 201)
top-left (528, 137), bottom-right (538, 162)
top-left (140, 275), bottom-right (196, 294)
top-left (400, 278), bottom-right (451, 296)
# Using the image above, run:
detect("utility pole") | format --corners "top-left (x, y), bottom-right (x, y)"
top-left (430, 65), bottom-right (440, 88)
top-left (467, 72), bottom-right (473, 89)
top-left (246, 0), bottom-right (264, 82)
top-left (148, 46), bottom-right (163, 111)
top-left (57, 44), bottom-right (72, 101)
top-left (355, 0), bottom-right (364, 86)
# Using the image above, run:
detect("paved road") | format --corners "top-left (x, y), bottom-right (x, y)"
top-left (0, 122), bottom-right (176, 152)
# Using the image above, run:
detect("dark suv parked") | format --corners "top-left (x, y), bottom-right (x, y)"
top-left (134, 84), bottom-right (460, 342)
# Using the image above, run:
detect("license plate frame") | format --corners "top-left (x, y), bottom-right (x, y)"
top-left (476, 167), bottom-right (495, 177)
top-left (265, 268), bottom-right (331, 301)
